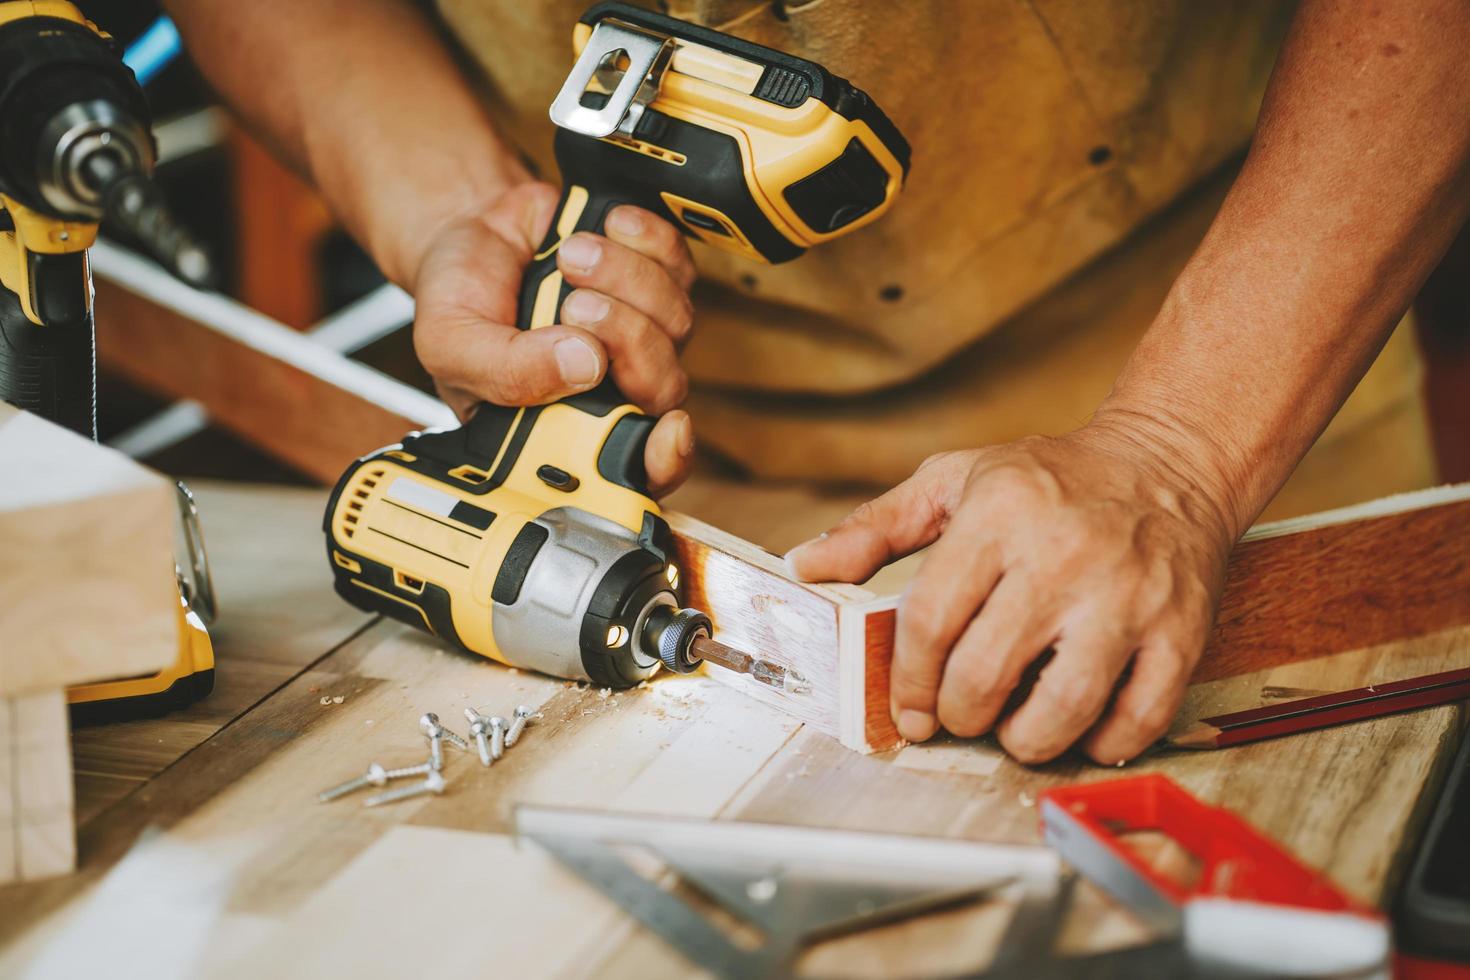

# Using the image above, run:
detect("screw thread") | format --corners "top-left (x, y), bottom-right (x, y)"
top-left (490, 725), bottom-right (506, 761)
top-left (427, 734), bottom-right (444, 770)
top-left (505, 715), bottom-right (529, 747)
top-left (317, 776), bottom-right (366, 803)
top-left (383, 762), bottom-right (432, 780)
top-left (475, 732), bottom-right (492, 767)
top-left (364, 782), bottom-right (430, 807)
top-left (442, 730), bottom-right (469, 751)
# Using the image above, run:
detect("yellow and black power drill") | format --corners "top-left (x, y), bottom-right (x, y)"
top-left (325, 2), bottom-right (909, 688)
top-left (0, 0), bottom-right (215, 718)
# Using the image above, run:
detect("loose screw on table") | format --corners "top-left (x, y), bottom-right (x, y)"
top-left (317, 762), bottom-right (390, 803)
top-left (364, 769), bottom-right (447, 807)
top-left (505, 705), bottom-right (534, 748)
top-left (464, 708), bottom-right (494, 767)
top-left (317, 760), bottom-right (435, 803)
top-left (489, 716), bottom-right (507, 761)
top-left (420, 712), bottom-right (468, 770)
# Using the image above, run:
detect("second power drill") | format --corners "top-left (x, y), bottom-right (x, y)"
top-left (0, 0), bottom-right (212, 437)
top-left (0, 0), bottom-right (216, 718)
top-left (325, 2), bottom-right (909, 688)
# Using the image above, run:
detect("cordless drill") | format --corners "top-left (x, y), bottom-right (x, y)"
top-left (325, 2), bottom-right (909, 688)
top-left (0, 0), bottom-right (215, 718)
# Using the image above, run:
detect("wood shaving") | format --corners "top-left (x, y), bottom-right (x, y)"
top-left (1017, 790), bottom-right (1035, 808)
top-left (319, 696), bottom-right (331, 706)
top-left (332, 695), bottom-right (345, 704)
top-left (598, 688), bottom-right (612, 699)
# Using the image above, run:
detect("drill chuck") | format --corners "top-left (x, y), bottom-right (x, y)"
top-left (642, 606), bottom-right (710, 674)
top-left (0, 12), bottom-right (215, 288)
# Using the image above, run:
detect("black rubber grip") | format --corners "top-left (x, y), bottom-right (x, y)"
top-left (0, 281), bottom-right (95, 438)
top-left (493, 522), bottom-right (549, 605)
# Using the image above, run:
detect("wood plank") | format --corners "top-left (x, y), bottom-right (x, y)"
top-left (0, 406), bottom-right (178, 696)
top-left (4, 691), bottom-right (74, 883)
top-left (90, 242), bottom-right (453, 483)
top-left (1198, 484), bottom-right (1470, 682)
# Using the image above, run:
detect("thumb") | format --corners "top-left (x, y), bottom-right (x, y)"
top-left (786, 472), bottom-right (951, 585)
top-left (417, 315), bottom-right (608, 407)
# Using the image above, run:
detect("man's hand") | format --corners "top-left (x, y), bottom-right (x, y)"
top-left (786, 424), bottom-right (1237, 764)
top-left (412, 182), bottom-right (698, 496)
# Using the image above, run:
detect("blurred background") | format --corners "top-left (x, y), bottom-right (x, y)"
top-left (77, 2), bottom-right (1470, 491)
top-left (81, 1), bottom-right (428, 486)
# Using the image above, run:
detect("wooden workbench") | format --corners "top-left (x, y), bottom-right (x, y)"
top-left (0, 479), bottom-right (1463, 977)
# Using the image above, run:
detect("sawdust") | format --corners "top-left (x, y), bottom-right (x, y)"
top-left (1017, 790), bottom-right (1035, 808)
top-left (598, 688), bottom-right (612, 700)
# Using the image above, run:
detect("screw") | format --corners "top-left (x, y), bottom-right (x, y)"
top-left (383, 760), bottom-right (434, 780)
top-left (464, 708), bottom-right (493, 767)
top-left (363, 769), bottom-right (447, 807)
top-left (420, 712), bottom-right (467, 770)
top-left (505, 705), bottom-right (534, 748)
top-left (490, 716), bottom-right (507, 761)
top-left (316, 762), bottom-right (388, 803)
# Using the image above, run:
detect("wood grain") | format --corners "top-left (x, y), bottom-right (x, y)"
top-left (2, 691), bottom-right (74, 883)
top-left (67, 483), bottom-right (372, 824)
top-left (668, 510), bottom-right (863, 737)
top-left (95, 280), bottom-right (421, 483)
top-left (861, 606), bottom-right (900, 752)
top-left (1197, 486), bottom-right (1470, 682)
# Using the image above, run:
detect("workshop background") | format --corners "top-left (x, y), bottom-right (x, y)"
top-left (87, 2), bottom-right (1470, 492)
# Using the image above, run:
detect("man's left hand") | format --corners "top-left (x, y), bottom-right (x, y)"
top-left (786, 423), bottom-right (1238, 764)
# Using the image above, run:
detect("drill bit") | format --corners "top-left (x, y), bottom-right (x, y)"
top-left (690, 635), bottom-right (810, 694)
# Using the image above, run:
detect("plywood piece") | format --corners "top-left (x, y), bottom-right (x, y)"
top-left (3, 690), bottom-right (75, 883)
top-left (0, 406), bottom-right (179, 696)
top-left (668, 511), bottom-right (866, 736)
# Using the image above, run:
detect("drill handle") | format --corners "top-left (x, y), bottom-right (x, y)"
top-left (0, 275), bottom-right (96, 439)
top-left (515, 182), bottom-right (620, 332)
top-left (457, 182), bottom-right (655, 498)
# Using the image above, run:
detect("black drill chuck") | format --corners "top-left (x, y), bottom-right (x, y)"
top-left (0, 13), bottom-right (215, 288)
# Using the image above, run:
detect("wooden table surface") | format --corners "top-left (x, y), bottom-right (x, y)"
top-left (0, 478), bottom-right (1463, 978)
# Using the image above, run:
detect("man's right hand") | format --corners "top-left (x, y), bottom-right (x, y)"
top-left (411, 181), bottom-right (698, 496)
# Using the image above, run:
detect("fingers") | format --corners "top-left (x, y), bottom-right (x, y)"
top-left (561, 289), bottom-right (687, 414)
top-left (888, 507), bottom-right (1005, 743)
top-left (644, 409), bottom-right (695, 498)
top-left (1081, 641), bottom-right (1191, 764)
top-left (604, 205), bottom-right (696, 292)
top-left (786, 452), bottom-right (969, 585)
top-left (558, 228), bottom-right (694, 348)
top-left (994, 620), bottom-right (1139, 764)
top-left (481, 182), bottom-right (563, 261)
top-left (415, 312), bottom-right (607, 408)
top-left (932, 576), bottom-right (1057, 739)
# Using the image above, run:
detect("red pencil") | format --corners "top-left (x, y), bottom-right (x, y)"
top-left (1169, 666), bottom-right (1470, 749)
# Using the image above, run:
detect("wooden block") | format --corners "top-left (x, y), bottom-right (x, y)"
top-left (0, 405), bottom-right (180, 696)
top-left (2, 690), bottom-right (74, 882)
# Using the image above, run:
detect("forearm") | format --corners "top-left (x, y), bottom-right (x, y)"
top-left (165, 0), bottom-right (529, 287)
top-left (1096, 0), bottom-right (1470, 537)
